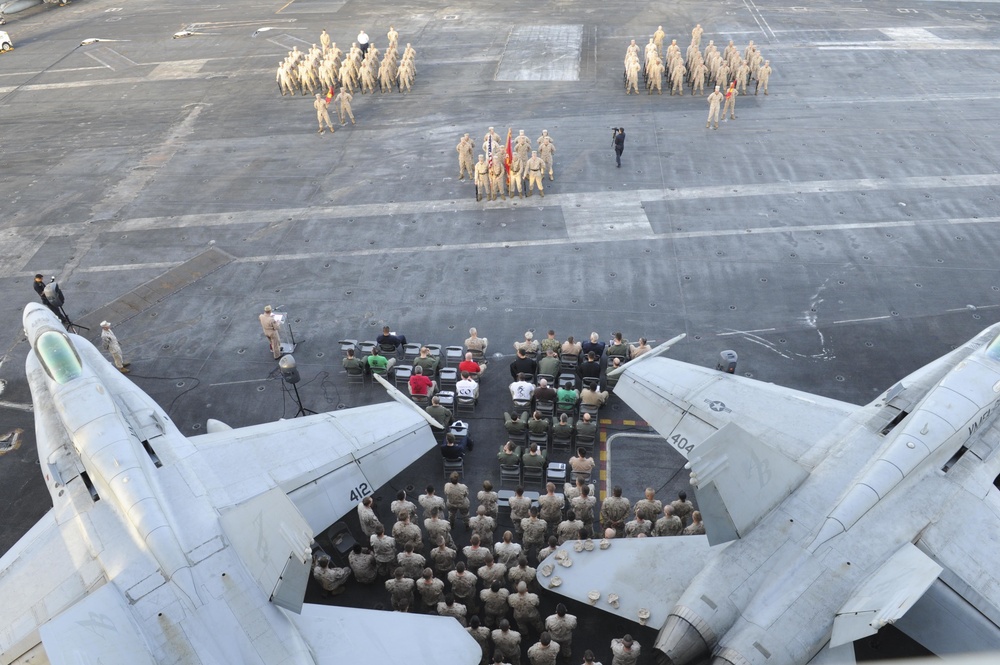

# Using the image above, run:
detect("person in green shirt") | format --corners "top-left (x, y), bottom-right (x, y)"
top-left (557, 383), bottom-right (579, 411)
top-left (366, 348), bottom-right (395, 373)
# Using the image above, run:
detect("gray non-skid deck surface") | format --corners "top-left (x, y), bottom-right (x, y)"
top-left (1, 0), bottom-right (998, 660)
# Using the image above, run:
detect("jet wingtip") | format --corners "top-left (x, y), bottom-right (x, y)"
top-left (372, 373), bottom-right (444, 430)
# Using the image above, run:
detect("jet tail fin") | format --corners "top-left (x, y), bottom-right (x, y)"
top-left (830, 543), bottom-right (942, 648)
top-left (688, 423), bottom-right (810, 546)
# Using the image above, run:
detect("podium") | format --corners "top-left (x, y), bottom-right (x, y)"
top-left (271, 312), bottom-right (299, 354)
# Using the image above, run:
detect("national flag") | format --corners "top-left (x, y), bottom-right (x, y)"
top-left (486, 134), bottom-right (494, 168)
top-left (504, 128), bottom-right (513, 174)
top-left (325, 85), bottom-right (335, 104)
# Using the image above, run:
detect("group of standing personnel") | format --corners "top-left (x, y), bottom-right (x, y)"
top-left (625, 24), bottom-right (772, 99)
top-left (276, 27), bottom-right (417, 134)
top-left (622, 23), bottom-right (774, 131)
top-left (346, 479), bottom-right (678, 664)
top-left (456, 128), bottom-right (556, 202)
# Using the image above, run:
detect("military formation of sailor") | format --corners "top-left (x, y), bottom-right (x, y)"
top-left (275, 28), bottom-right (418, 133)
top-left (622, 24), bottom-right (773, 133)
top-left (456, 127), bottom-right (556, 202)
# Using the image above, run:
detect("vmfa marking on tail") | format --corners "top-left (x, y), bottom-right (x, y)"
top-left (0, 304), bottom-right (480, 665)
top-left (543, 326), bottom-right (1000, 665)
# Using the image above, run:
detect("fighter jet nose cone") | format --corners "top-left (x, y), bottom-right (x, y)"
top-left (656, 615), bottom-right (710, 665)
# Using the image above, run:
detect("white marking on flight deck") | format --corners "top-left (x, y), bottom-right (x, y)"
top-left (717, 328), bottom-right (776, 336)
top-left (561, 195), bottom-right (653, 239)
top-left (832, 316), bottom-right (892, 324)
top-left (7, 180), bottom-right (1000, 278)
top-left (267, 34), bottom-right (311, 51)
top-left (880, 27), bottom-right (944, 42)
top-left (818, 40), bottom-right (1000, 50)
top-left (85, 51), bottom-right (116, 70)
top-left (495, 25), bottom-right (582, 81)
top-left (85, 46), bottom-right (138, 71)
top-left (0, 66), bottom-right (107, 78)
top-left (742, 0), bottom-right (777, 42)
top-left (58, 105), bottom-right (207, 282)
top-left (209, 379), bottom-right (270, 386)
top-left (148, 60), bottom-right (208, 80)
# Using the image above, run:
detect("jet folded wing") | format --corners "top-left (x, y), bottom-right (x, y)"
top-left (0, 510), bottom-right (105, 665)
top-left (613, 357), bottom-right (859, 463)
top-left (176, 402), bottom-right (437, 534)
top-left (807, 642), bottom-right (857, 665)
top-left (289, 604), bottom-right (482, 664)
top-left (688, 423), bottom-right (810, 545)
top-left (535, 536), bottom-right (715, 633)
top-left (900, 478), bottom-right (1000, 655)
top-left (37, 584), bottom-right (156, 665)
top-left (830, 543), bottom-right (942, 648)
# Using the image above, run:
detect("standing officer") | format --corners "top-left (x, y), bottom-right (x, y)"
top-left (525, 151), bottom-right (545, 197)
top-left (722, 81), bottom-right (738, 120)
top-left (259, 305), bottom-right (282, 359)
top-left (457, 133), bottom-right (474, 180)
top-left (613, 127), bottom-right (625, 168)
top-left (690, 58), bottom-right (707, 95)
top-left (473, 155), bottom-right (490, 202)
top-left (538, 137), bottom-right (555, 182)
top-left (357, 29), bottom-right (370, 55)
top-left (691, 24), bottom-right (704, 48)
top-left (706, 85), bottom-right (723, 130)
top-left (509, 151), bottom-right (525, 198)
top-left (33, 274), bottom-right (68, 323)
top-left (314, 94), bottom-right (335, 134)
top-left (756, 59), bottom-right (772, 95)
top-left (653, 25), bottom-right (666, 54)
top-left (648, 57), bottom-right (664, 95)
top-left (484, 126), bottom-right (502, 149)
top-left (335, 88), bottom-right (355, 125)
top-left (100, 321), bottom-right (130, 373)
top-left (489, 157), bottom-right (507, 201)
top-left (536, 129), bottom-right (552, 150)
top-left (514, 130), bottom-right (531, 162)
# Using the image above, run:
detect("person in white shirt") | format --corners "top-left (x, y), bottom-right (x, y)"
top-left (456, 370), bottom-right (479, 401)
top-left (509, 374), bottom-right (534, 401)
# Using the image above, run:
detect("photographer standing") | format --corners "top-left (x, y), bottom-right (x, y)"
top-left (613, 127), bottom-right (626, 168)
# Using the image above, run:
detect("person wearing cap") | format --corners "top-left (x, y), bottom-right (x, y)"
top-left (611, 634), bottom-right (640, 665)
top-left (525, 150), bottom-right (545, 197)
top-left (100, 321), bottom-right (129, 373)
top-left (483, 126), bottom-right (502, 150)
top-left (457, 133), bottom-right (474, 180)
top-left (313, 93), bottom-right (335, 135)
top-left (756, 59), bottom-right (772, 95)
top-left (514, 331), bottom-right (539, 355)
top-left (723, 80), bottom-right (739, 120)
top-left (258, 306), bottom-right (282, 360)
top-left (34, 274), bottom-right (68, 323)
top-left (538, 136), bottom-right (555, 182)
top-left (706, 84), bottom-right (724, 130)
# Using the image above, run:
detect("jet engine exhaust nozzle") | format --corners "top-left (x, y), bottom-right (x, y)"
top-left (655, 613), bottom-right (711, 665)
